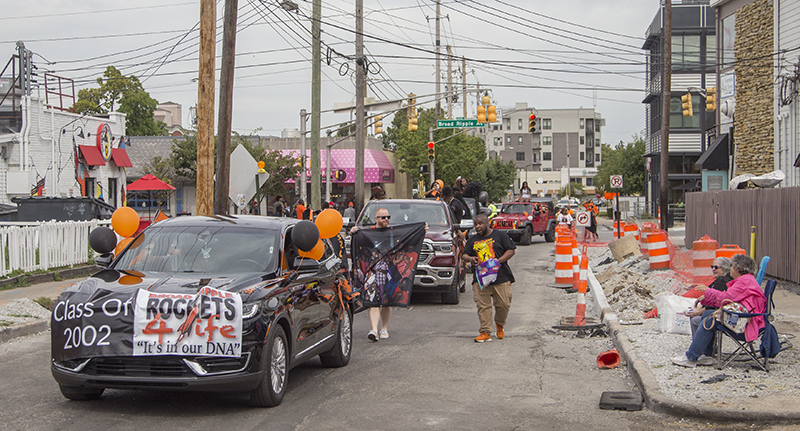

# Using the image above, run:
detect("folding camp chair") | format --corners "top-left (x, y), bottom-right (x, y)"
top-left (755, 256), bottom-right (770, 285)
top-left (713, 279), bottom-right (777, 371)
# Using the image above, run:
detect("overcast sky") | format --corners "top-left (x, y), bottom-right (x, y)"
top-left (2, 0), bottom-right (659, 146)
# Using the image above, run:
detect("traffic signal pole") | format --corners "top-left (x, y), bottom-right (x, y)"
top-left (429, 127), bottom-right (435, 183)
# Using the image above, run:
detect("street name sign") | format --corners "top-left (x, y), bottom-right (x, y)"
top-left (437, 119), bottom-right (484, 128)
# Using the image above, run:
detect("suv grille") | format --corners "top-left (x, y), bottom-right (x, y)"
top-left (495, 220), bottom-right (515, 229)
top-left (84, 357), bottom-right (193, 378)
top-left (419, 242), bottom-right (434, 263)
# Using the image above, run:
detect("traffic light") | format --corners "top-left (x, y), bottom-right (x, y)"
top-left (374, 114), bottom-right (382, 135)
top-left (477, 105), bottom-right (486, 123)
top-left (681, 92), bottom-right (693, 117)
top-left (528, 113), bottom-right (537, 133)
top-left (407, 93), bottom-right (418, 131)
top-left (705, 87), bottom-right (716, 111)
top-left (487, 104), bottom-right (497, 123)
top-left (427, 141), bottom-right (435, 161)
top-left (477, 94), bottom-right (496, 123)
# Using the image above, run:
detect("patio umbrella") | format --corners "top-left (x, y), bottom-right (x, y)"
top-left (126, 174), bottom-right (176, 220)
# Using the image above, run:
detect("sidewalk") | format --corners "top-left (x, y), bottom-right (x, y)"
top-left (588, 219), bottom-right (800, 422)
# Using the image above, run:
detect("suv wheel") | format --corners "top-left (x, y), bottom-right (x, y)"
top-left (319, 306), bottom-right (352, 368)
top-left (250, 325), bottom-right (288, 407)
top-left (544, 225), bottom-right (555, 242)
top-left (441, 275), bottom-right (460, 304)
top-left (520, 226), bottom-right (532, 245)
top-left (59, 385), bottom-right (104, 401)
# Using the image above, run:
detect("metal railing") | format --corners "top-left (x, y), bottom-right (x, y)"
top-left (0, 220), bottom-right (110, 277)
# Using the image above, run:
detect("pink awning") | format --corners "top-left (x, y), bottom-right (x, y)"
top-left (280, 149), bottom-right (395, 184)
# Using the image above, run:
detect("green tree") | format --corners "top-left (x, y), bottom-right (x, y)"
top-left (559, 182), bottom-right (585, 197)
top-left (142, 156), bottom-right (174, 184)
top-left (169, 134), bottom-right (199, 180)
top-left (473, 158), bottom-right (518, 202)
top-left (595, 134), bottom-right (646, 195)
top-left (384, 107), bottom-right (486, 189)
top-left (73, 66), bottom-right (167, 136)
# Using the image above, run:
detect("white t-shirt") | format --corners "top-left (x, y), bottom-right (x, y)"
top-left (557, 213), bottom-right (573, 225)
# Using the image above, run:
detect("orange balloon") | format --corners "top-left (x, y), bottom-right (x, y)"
top-left (315, 208), bottom-right (343, 239)
top-left (111, 207), bottom-right (140, 237)
top-left (114, 237), bottom-right (134, 256)
top-left (298, 239), bottom-right (324, 260)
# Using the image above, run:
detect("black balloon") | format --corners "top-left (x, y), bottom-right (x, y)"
top-left (478, 191), bottom-right (489, 204)
top-left (292, 221), bottom-right (320, 252)
top-left (89, 226), bottom-right (117, 254)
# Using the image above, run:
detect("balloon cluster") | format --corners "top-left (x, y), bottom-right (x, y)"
top-left (291, 209), bottom-right (343, 261)
top-left (88, 207), bottom-right (141, 256)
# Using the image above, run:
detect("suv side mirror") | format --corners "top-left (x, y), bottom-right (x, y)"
top-left (292, 256), bottom-right (321, 273)
top-left (96, 253), bottom-right (114, 268)
top-left (342, 218), bottom-right (355, 230)
top-left (459, 219), bottom-right (474, 230)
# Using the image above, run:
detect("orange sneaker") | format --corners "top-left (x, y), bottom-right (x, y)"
top-left (474, 332), bottom-right (492, 343)
top-left (496, 324), bottom-right (505, 339)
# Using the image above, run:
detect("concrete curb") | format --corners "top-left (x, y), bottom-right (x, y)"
top-left (0, 265), bottom-right (97, 289)
top-left (588, 265), bottom-right (800, 423)
top-left (0, 319), bottom-right (49, 343)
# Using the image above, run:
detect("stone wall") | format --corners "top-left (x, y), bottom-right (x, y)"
top-left (733, 0), bottom-right (774, 176)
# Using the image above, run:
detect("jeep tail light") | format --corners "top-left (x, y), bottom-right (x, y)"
top-left (429, 255), bottom-right (456, 267)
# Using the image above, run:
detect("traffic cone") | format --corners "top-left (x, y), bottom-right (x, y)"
top-left (647, 231), bottom-right (670, 270)
top-left (573, 247), bottom-right (589, 326)
top-left (552, 235), bottom-right (573, 287)
top-left (572, 235), bottom-right (580, 291)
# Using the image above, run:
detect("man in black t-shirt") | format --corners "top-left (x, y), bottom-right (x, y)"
top-left (462, 214), bottom-right (516, 343)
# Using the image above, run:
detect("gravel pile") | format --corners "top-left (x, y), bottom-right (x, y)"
top-left (0, 298), bottom-right (51, 326)
top-left (624, 318), bottom-right (800, 407)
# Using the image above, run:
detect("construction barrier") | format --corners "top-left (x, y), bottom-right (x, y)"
top-left (647, 231), bottom-right (670, 270)
top-left (612, 220), bottom-right (625, 239)
top-left (555, 224), bottom-right (571, 242)
top-left (573, 248), bottom-right (589, 326)
top-left (640, 222), bottom-right (657, 256)
top-left (572, 235), bottom-right (580, 290)
top-left (716, 244), bottom-right (746, 260)
top-left (692, 235), bottom-right (719, 284)
top-left (553, 236), bottom-right (574, 286)
top-left (623, 222), bottom-right (638, 241)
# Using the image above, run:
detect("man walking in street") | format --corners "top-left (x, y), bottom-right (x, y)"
top-left (273, 196), bottom-right (285, 217)
top-left (462, 214), bottom-right (516, 343)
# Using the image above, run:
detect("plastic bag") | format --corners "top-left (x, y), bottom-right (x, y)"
top-left (654, 292), bottom-right (696, 335)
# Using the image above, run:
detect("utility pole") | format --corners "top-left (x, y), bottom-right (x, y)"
top-left (300, 109), bottom-right (308, 202)
top-left (462, 56), bottom-right (467, 119)
top-left (310, 0), bottom-right (322, 210)
top-left (196, 0), bottom-right (216, 216)
top-left (660, 0), bottom-right (672, 232)
top-left (434, 0), bottom-right (441, 119)
top-left (354, 0), bottom-right (365, 214)
top-left (214, 0), bottom-right (238, 216)
top-left (446, 45), bottom-right (453, 119)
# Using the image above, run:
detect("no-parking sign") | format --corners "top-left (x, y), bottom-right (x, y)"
top-left (610, 175), bottom-right (623, 189)
top-left (575, 210), bottom-right (590, 227)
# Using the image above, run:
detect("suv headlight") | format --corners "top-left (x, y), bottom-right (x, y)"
top-left (242, 302), bottom-right (259, 319)
top-left (433, 244), bottom-right (452, 253)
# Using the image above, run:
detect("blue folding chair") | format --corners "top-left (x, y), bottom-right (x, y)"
top-left (714, 279), bottom-right (777, 371)
top-left (755, 256), bottom-right (770, 285)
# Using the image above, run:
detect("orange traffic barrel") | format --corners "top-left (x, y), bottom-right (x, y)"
top-left (555, 224), bottom-right (571, 242)
top-left (573, 249), bottom-right (589, 326)
top-left (623, 223), bottom-right (639, 241)
top-left (572, 235), bottom-right (580, 290)
top-left (640, 222), bottom-right (657, 256)
top-left (612, 220), bottom-right (626, 239)
top-left (716, 244), bottom-right (746, 260)
top-left (554, 236), bottom-right (574, 286)
top-left (647, 231), bottom-right (670, 270)
top-left (692, 235), bottom-right (719, 283)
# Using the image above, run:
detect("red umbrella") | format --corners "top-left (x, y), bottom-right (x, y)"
top-left (127, 174), bottom-right (176, 191)
top-left (126, 174), bottom-right (176, 224)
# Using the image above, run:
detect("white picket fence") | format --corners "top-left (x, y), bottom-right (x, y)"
top-left (0, 220), bottom-right (110, 277)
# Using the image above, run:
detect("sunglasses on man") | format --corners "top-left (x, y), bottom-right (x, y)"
top-left (376, 215), bottom-right (391, 220)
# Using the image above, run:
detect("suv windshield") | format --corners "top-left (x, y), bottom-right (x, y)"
top-left (360, 201), bottom-right (449, 228)
top-left (114, 225), bottom-right (280, 274)
top-left (501, 203), bottom-right (533, 215)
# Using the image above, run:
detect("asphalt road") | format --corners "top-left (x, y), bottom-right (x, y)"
top-left (0, 232), bottom-right (760, 431)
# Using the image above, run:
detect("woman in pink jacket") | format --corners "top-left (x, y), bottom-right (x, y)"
top-left (671, 254), bottom-right (766, 367)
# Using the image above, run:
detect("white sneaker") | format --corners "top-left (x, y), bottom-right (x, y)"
top-left (697, 355), bottom-right (715, 366)
top-left (670, 354), bottom-right (697, 368)
top-left (368, 330), bottom-right (378, 342)
top-left (379, 329), bottom-right (389, 339)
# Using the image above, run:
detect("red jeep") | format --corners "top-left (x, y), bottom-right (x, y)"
top-left (490, 198), bottom-right (556, 245)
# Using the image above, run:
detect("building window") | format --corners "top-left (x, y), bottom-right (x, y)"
top-left (533, 153), bottom-right (538, 163)
top-left (506, 136), bottom-right (511, 146)
top-left (721, 13), bottom-right (735, 66)
top-left (518, 136), bottom-right (523, 145)
top-left (516, 152), bottom-right (525, 161)
top-left (543, 152), bottom-right (552, 161)
top-left (505, 118), bottom-right (511, 130)
top-left (579, 119), bottom-right (584, 129)
top-left (585, 177), bottom-right (593, 186)
top-left (85, 178), bottom-right (95, 198)
top-left (596, 152), bottom-right (601, 162)
top-left (579, 152), bottom-right (584, 161)
top-left (580, 136), bottom-right (585, 146)
top-left (108, 178), bottom-right (117, 208)
top-left (595, 138), bottom-right (600, 146)
top-left (542, 119), bottom-right (552, 130)
top-left (542, 136), bottom-right (552, 145)
top-left (595, 121), bottom-right (600, 132)
top-left (126, 190), bottom-right (168, 211)
top-left (518, 118), bottom-right (523, 130)
top-left (543, 167), bottom-right (552, 171)
top-left (672, 34), bottom-right (701, 70)
top-left (586, 151), bottom-right (593, 164)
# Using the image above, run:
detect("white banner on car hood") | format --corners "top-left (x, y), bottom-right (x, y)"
top-left (133, 287), bottom-right (242, 357)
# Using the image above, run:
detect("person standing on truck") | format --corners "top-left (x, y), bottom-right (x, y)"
top-left (462, 214), bottom-right (516, 343)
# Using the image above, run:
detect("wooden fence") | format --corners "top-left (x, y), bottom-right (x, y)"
top-left (685, 187), bottom-right (800, 284)
top-left (0, 220), bottom-right (109, 277)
